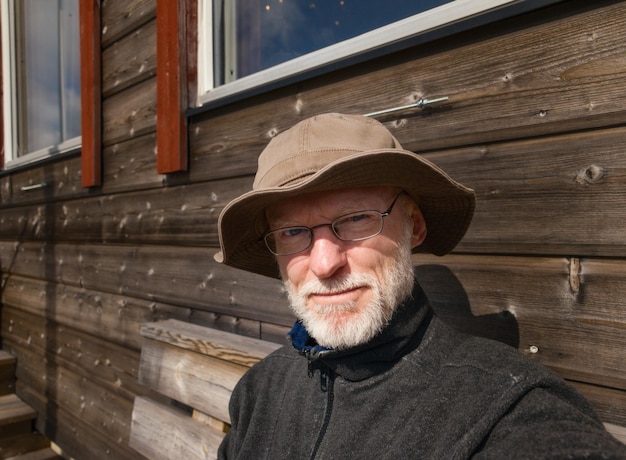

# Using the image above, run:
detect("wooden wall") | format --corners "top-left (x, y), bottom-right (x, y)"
top-left (0, 0), bottom-right (625, 457)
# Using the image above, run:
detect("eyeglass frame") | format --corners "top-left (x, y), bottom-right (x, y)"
top-left (261, 191), bottom-right (405, 256)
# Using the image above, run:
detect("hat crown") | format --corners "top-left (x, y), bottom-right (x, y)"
top-left (253, 113), bottom-right (402, 190)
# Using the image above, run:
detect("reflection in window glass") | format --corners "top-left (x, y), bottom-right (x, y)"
top-left (213, 0), bottom-right (452, 85)
top-left (19, 0), bottom-right (80, 155)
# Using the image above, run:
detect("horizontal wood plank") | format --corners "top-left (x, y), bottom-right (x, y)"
top-left (134, 321), bottom-right (279, 454)
top-left (0, 394), bottom-right (36, 426)
top-left (138, 338), bottom-right (247, 423)
top-left (0, 176), bottom-right (248, 245)
top-left (102, 78), bottom-right (156, 147)
top-left (0, 155), bottom-right (84, 206)
top-left (102, 19), bottom-right (156, 97)
top-left (130, 396), bottom-right (224, 460)
top-left (0, 275), bottom-right (191, 351)
top-left (140, 319), bottom-right (280, 366)
top-left (0, 242), bottom-right (292, 326)
top-left (101, 133), bottom-right (161, 194)
top-left (101, 0), bottom-right (155, 47)
top-left (0, 275), bottom-right (276, 354)
top-left (0, 132), bottom-right (159, 206)
top-left (430, 126), bottom-right (626, 256)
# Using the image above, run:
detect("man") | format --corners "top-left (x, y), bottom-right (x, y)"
top-left (214, 113), bottom-right (626, 458)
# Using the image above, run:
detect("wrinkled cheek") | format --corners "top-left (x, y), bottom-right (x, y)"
top-left (280, 256), bottom-right (308, 282)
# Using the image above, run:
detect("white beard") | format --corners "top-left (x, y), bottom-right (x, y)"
top-left (284, 230), bottom-right (415, 350)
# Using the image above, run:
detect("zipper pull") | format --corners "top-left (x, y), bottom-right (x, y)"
top-left (320, 370), bottom-right (328, 392)
top-left (306, 350), bottom-right (315, 378)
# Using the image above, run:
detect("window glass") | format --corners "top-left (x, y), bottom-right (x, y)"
top-left (20, 0), bottom-right (80, 154)
top-left (213, 0), bottom-right (451, 85)
top-left (2, 0), bottom-right (80, 165)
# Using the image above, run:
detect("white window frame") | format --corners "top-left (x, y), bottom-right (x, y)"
top-left (1, 0), bottom-right (81, 170)
top-left (197, 0), bottom-right (565, 108)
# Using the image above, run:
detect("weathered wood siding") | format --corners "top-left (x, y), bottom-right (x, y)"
top-left (0, 0), bottom-right (625, 457)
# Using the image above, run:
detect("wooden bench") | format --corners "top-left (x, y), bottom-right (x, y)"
top-left (129, 319), bottom-right (281, 460)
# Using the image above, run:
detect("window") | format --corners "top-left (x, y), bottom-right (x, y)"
top-left (197, 0), bottom-right (565, 107)
top-left (212, 0), bottom-right (451, 85)
top-left (1, 0), bottom-right (81, 168)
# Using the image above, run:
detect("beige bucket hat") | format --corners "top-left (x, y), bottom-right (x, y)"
top-left (214, 113), bottom-right (475, 279)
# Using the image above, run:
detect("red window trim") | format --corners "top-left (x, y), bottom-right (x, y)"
top-left (79, 0), bottom-right (102, 187)
top-left (156, 0), bottom-right (195, 174)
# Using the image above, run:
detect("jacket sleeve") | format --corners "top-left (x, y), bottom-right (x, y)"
top-left (473, 384), bottom-right (626, 458)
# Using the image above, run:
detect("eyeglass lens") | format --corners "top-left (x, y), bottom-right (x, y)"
top-left (265, 210), bottom-right (385, 255)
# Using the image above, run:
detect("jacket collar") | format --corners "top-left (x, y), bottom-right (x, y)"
top-left (288, 281), bottom-right (433, 381)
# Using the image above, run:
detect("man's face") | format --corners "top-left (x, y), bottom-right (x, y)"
top-left (265, 187), bottom-right (426, 349)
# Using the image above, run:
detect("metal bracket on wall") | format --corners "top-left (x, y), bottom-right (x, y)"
top-left (20, 182), bottom-right (49, 192)
top-left (364, 96), bottom-right (449, 118)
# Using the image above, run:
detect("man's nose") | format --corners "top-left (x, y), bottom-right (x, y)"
top-left (308, 226), bottom-right (347, 279)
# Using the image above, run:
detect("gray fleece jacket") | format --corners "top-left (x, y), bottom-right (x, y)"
top-left (219, 283), bottom-right (626, 459)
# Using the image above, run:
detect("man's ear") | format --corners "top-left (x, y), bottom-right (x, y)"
top-left (410, 205), bottom-right (427, 249)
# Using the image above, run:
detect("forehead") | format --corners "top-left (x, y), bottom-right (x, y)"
top-left (265, 186), bottom-right (398, 224)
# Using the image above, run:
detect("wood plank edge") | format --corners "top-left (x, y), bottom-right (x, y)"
top-left (0, 394), bottom-right (37, 426)
top-left (605, 423), bottom-right (626, 446)
top-left (140, 319), bottom-right (281, 363)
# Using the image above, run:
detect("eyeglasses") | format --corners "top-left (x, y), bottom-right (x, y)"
top-left (262, 192), bottom-right (404, 256)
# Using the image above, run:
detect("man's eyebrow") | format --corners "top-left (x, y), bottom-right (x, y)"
top-left (270, 218), bottom-right (301, 228)
top-left (335, 199), bottom-right (387, 214)
top-left (265, 211), bottom-right (303, 229)
top-left (267, 198), bottom-right (386, 228)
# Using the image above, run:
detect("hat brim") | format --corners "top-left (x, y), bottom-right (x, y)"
top-left (215, 149), bottom-right (475, 279)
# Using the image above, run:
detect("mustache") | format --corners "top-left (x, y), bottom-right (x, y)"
top-left (297, 273), bottom-right (376, 297)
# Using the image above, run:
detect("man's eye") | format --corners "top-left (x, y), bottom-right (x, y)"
top-left (347, 213), bottom-right (368, 223)
top-left (282, 227), bottom-right (305, 238)
top-left (338, 213), bottom-right (373, 226)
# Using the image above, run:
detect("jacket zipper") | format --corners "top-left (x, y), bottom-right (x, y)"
top-left (309, 367), bottom-right (335, 459)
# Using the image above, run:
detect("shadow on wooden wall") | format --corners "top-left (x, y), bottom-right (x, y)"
top-left (415, 264), bottom-right (520, 348)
